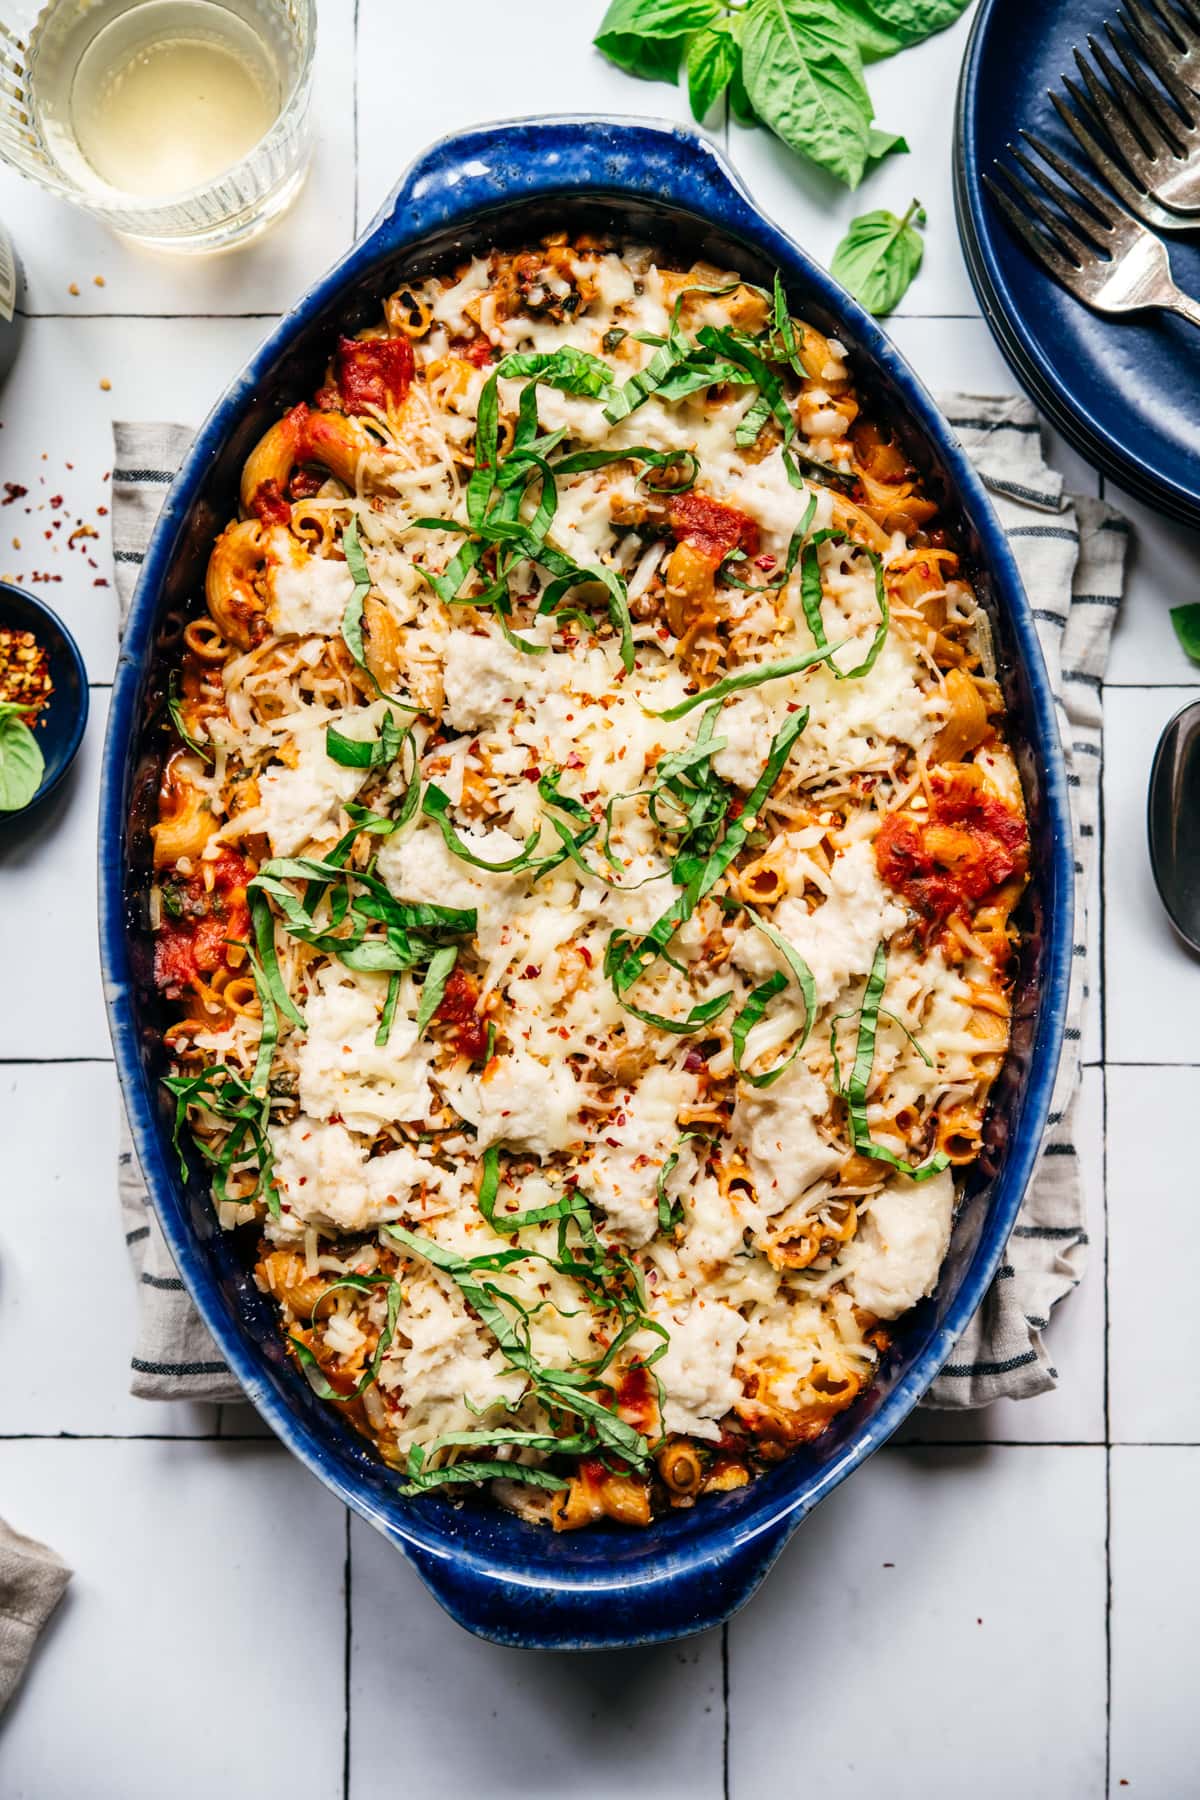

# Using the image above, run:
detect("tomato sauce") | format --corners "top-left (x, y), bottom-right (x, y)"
top-left (875, 775), bottom-right (1028, 931)
top-left (668, 492), bottom-right (760, 562)
top-left (154, 851), bottom-right (253, 995)
top-left (335, 334), bottom-right (414, 413)
top-left (247, 478), bottom-right (292, 527)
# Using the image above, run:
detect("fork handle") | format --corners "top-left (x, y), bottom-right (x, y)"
top-left (1165, 291), bottom-right (1200, 333)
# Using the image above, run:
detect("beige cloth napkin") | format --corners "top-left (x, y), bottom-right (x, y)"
top-left (112, 402), bottom-right (1128, 1411)
top-left (0, 1517), bottom-right (71, 1714)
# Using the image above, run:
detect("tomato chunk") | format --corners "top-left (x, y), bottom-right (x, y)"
top-left (435, 967), bottom-right (487, 1060)
top-left (335, 335), bottom-right (414, 414)
top-left (668, 492), bottom-right (760, 563)
top-left (875, 774), bottom-right (1028, 931)
top-left (248, 478), bottom-right (291, 527)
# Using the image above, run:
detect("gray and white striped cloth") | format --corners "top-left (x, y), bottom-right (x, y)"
top-left (113, 400), bottom-right (1128, 1413)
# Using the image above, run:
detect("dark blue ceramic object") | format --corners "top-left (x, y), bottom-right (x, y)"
top-left (956, 0), bottom-right (1200, 526)
top-left (99, 117), bottom-right (1073, 1651)
top-left (0, 584), bottom-right (88, 820)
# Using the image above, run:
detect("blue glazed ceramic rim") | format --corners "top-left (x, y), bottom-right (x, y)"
top-left (0, 583), bottom-right (89, 818)
top-left (955, 0), bottom-right (1200, 528)
top-left (99, 116), bottom-right (1073, 1650)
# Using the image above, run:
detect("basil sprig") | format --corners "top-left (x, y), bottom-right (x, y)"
top-left (325, 706), bottom-right (411, 769)
top-left (594, 0), bottom-right (968, 192)
top-left (832, 943), bottom-right (950, 1181)
top-left (0, 701), bottom-right (45, 812)
top-left (340, 515), bottom-right (373, 675)
top-left (167, 673), bottom-right (212, 765)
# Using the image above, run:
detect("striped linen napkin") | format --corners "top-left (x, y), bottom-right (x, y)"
top-left (0, 1517), bottom-right (71, 1714)
top-left (112, 400), bottom-right (1128, 1413)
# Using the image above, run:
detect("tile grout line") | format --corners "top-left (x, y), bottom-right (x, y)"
top-left (343, 1509), bottom-right (353, 1800)
top-left (1098, 465), bottom-right (1113, 1799)
top-left (721, 1621), bottom-right (731, 1800)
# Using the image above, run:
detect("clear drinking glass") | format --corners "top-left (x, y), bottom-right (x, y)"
top-left (0, 0), bottom-right (315, 251)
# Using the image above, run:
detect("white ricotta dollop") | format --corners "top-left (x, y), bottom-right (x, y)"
top-left (843, 1169), bottom-right (955, 1319)
top-left (269, 1117), bottom-right (438, 1233)
top-left (269, 552), bottom-right (355, 638)
top-left (649, 1298), bottom-right (747, 1441)
top-left (297, 978), bottom-right (432, 1132)
top-left (464, 1048), bottom-right (582, 1160)
top-left (582, 1064), bottom-right (699, 1247)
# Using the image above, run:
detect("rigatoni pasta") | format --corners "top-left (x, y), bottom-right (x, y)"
top-left (151, 235), bottom-right (1028, 1528)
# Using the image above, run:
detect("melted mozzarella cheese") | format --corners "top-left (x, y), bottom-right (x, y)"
top-left (844, 1170), bottom-right (955, 1318)
top-left (297, 976), bottom-right (432, 1132)
top-left (270, 1117), bottom-right (440, 1233)
top-left (647, 1298), bottom-right (747, 1441)
top-left (269, 548), bottom-right (355, 637)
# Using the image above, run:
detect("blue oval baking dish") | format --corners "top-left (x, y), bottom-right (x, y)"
top-left (99, 117), bottom-right (1073, 1651)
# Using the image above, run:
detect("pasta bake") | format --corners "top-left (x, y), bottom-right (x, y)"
top-left (151, 235), bottom-right (1029, 1529)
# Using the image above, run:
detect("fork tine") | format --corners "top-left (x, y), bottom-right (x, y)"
top-left (1075, 43), bottom-right (1158, 169)
top-left (1109, 19), bottom-right (1196, 132)
top-left (1012, 136), bottom-right (1115, 246)
top-left (1160, 0), bottom-right (1200, 45)
top-left (1118, 8), bottom-right (1199, 120)
top-left (993, 157), bottom-right (1098, 263)
top-left (1019, 128), bottom-right (1124, 230)
top-left (1088, 31), bottom-right (1179, 154)
top-left (1050, 84), bottom-right (1170, 223)
top-left (1126, 0), bottom-right (1186, 55)
top-left (983, 171), bottom-right (1081, 284)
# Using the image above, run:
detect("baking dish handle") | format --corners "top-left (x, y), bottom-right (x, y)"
top-left (358, 115), bottom-right (760, 259)
top-left (396, 1513), bottom-right (797, 1652)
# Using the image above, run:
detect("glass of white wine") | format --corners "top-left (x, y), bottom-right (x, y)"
top-left (0, 0), bottom-right (315, 251)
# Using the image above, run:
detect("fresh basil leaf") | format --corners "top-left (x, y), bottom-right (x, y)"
top-left (838, 0), bottom-right (971, 62)
top-left (782, 442), bottom-right (860, 497)
top-left (687, 16), bottom-right (741, 120)
top-left (740, 0), bottom-right (875, 189)
top-left (729, 55), bottom-right (758, 124)
top-left (731, 908), bottom-right (818, 1088)
top-left (594, 0), bottom-right (721, 80)
top-left (831, 198), bottom-right (926, 315)
top-left (497, 346), bottom-right (614, 398)
top-left (866, 124), bottom-right (909, 163)
top-left (415, 943), bottom-right (457, 1037)
top-left (325, 707), bottom-right (409, 770)
top-left (1170, 603), bottom-right (1200, 663)
top-left (0, 708), bottom-right (45, 811)
top-left (399, 1456), bottom-right (567, 1497)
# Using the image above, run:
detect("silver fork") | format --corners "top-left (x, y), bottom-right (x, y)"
top-left (985, 138), bottom-right (1200, 329)
top-left (1071, 3), bottom-right (1200, 215)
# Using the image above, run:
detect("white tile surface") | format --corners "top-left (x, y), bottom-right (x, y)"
top-left (1103, 686), bottom-right (1200, 1066)
top-left (1108, 1066), bottom-right (1200, 1444)
top-left (1109, 1447), bottom-right (1200, 1796)
top-left (729, 1446), bottom-right (1107, 1800)
top-left (356, 0), bottom-right (717, 231)
top-left (0, 1439), bottom-right (346, 1800)
top-left (0, 3), bottom-right (1196, 1791)
top-left (727, 10), bottom-right (978, 318)
top-left (0, 0), bottom-right (356, 319)
top-left (0, 686), bottom-right (110, 1058)
top-left (0, 1061), bottom-right (216, 1436)
top-left (349, 1513), bottom-right (724, 1800)
top-left (0, 314), bottom-right (273, 681)
top-left (1105, 484), bottom-right (1200, 688)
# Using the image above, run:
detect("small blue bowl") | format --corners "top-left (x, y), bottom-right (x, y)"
top-left (0, 585), bottom-right (88, 821)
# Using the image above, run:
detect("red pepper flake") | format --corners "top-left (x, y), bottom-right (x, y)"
top-left (523, 965), bottom-right (541, 979)
top-left (2, 483), bottom-right (27, 506)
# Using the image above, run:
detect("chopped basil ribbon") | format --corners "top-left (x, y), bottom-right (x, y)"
top-left (772, 270), bottom-right (807, 380)
top-left (386, 1226), bottom-right (651, 1464)
top-left (376, 970), bottom-right (401, 1048)
top-left (399, 1451), bottom-right (568, 1496)
top-left (720, 491), bottom-right (817, 594)
top-left (835, 944), bottom-right (950, 1182)
top-left (601, 284), bottom-right (746, 424)
top-left (289, 1274), bottom-right (403, 1402)
top-left (657, 1130), bottom-right (712, 1231)
top-left (782, 442), bottom-right (860, 497)
top-left (167, 672), bottom-right (212, 764)
top-left (549, 443), bottom-right (699, 493)
top-left (731, 910), bottom-right (818, 1089)
top-left (250, 889), bottom-right (305, 1031)
top-left (421, 782), bottom-right (542, 871)
top-left (162, 1058), bottom-right (278, 1215)
top-left (414, 943), bottom-right (457, 1037)
top-left (605, 707), bottom-right (809, 1029)
top-left (477, 1145), bottom-right (594, 1232)
top-left (648, 643), bottom-right (841, 720)
top-left (799, 535), bottom-right (891, 679)
top-left (325, 706), bottom-right (413, 770)
top-left (340, 516), bottom-right (373, 675)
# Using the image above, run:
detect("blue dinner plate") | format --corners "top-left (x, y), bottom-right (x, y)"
top-left (956, 0), bottom-right (1200, 525)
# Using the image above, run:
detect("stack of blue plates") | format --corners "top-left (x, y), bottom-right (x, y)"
top-left (955, 0), bottom-right (1200, 526)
